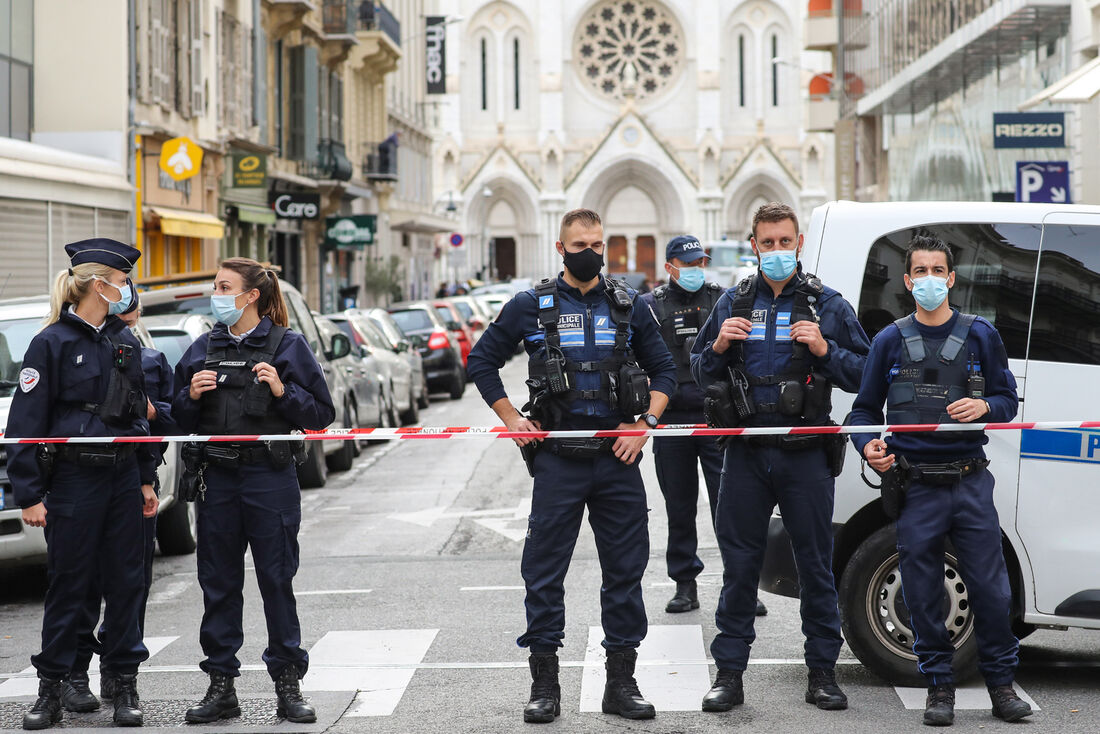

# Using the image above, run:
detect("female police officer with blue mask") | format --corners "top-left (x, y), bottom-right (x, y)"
top-left (171, 258), bottom-right (334, 725)
top-left (7, 239), bottom-right (159, 729)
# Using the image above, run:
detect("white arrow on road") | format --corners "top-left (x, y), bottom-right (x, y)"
top-left (389, 498), bottom-right (530, 535)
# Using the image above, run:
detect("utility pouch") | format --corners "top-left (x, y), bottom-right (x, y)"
top-left (520, 441), bottom-right (540, 477)
top-left (777, 380), bottom-right (805, 416)
top-left (802, 373), bottom-right (829, 419)
top-left (824, 425), bottom-right (847, 477)
top-left (703, 382), bottom-right (737, 429)
top-left (616, 362), bottom-right (650, 415)
top-left (266, 440), bottom-right (293, 469)
top-left (291, 436), bottom-right (309, 466)
top-left (99, 368), bottom-right (141, 426)
top-left (243, 377), bottom-right (274, 417)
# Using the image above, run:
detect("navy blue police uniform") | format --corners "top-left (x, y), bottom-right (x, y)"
top-left (172, 316), bottom-right (334, 683)
top-left (467, 274), bottom-right (676, 655)
top-left (6, 242), bottom-right (156, 697)
top-left (690, 266), bottom-right (868, 679)
top-left (849, 310), bottom-right (1021, 688)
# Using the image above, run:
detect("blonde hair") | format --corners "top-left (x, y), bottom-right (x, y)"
top-left (46, 262), bottom-right (118, 326)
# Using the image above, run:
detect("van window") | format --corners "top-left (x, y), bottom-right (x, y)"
top-left (857, 223), bottom-right (1041, 359)
top-left (1029, 224), bottom-right (1100, 365)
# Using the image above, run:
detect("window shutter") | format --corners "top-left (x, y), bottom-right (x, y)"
top-left (177, 0), bottom-right (191, 117)
top-left (288, 45), bottom-right (305, 159)
top-left (190, 0), bottom-right (204, 115)
top-left (216, 10), bottom-right (225, 127)
top-left (253, 21), bottom-right (267, 134)
top-left (137, 0), bottom-right (152, 103)
top-left (240, 22), bottom-right (253, 130)
top-left (148, 0), bottom-right (163, 104)
top-left (302, 45), bottom-right (319, 161)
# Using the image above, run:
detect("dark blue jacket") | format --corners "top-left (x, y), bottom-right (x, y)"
top-left (172, 317), bottom-right (335, 433)
top-left (848, 309), bottom-right (1018, 462)
top-left (690, 267), bottom-right (870, 425)
top-left (467, 274), bottom-right (676, 427)
top-left (7, 308), bottom-right (156, 508)
top-left (141, 346), bottom-right (177, 461)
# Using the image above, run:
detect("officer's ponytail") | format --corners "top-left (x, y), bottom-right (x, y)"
top-left (45, 263), bottom-right (118, 327)
top-left (219, 257), bottom-right (289, 328)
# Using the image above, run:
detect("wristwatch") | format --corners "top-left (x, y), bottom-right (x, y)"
top-left (639, 413), bottom-right (659, 428)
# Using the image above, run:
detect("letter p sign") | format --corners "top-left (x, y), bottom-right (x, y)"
top-left (1087, 434), bottom-right (1100, 459)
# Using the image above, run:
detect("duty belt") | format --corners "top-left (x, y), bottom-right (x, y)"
top-left (56, 443), bottom-right (136, 467)
top-left (201, 443), bottom-right (275, 469)
top-left (906, 458), bottom-right (989, 485)
top-left (544, 437), bottom-right (615, 459)
top-left (746, 434), bottom-right (826, 450)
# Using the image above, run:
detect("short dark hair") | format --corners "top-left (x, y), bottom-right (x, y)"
top-left (905, 234), bottom-right (955, 273)
top-left (751, 202), bottom-right (799, 239)
top-left (559, 208), bottom-right (602, 242)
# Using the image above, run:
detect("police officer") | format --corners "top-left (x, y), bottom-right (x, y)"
top-left (640, 236), bottom-right (767, 617)
top-left (172, 258), bottom-right (335, 724)
top-left (691, 203), bottom-right (869, 713)
top-left (7, 240), bottom-right (159, 729)
top-left (466, 208), bottom-right (676, 723)
top-left (849, 235), bottom-right (1033, 726)
top-left (60, 283), bottom-right (179, 715)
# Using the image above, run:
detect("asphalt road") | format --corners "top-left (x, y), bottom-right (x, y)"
top-left (0, 358), bottom-right (1097, 732)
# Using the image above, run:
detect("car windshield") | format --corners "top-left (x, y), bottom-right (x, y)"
top-left (143, 295), bottom-right (214, 318)
top-left (0, 316), bottom-right (41, 397)
top-left (390, 309), bottom-right (433, 332)
top-left (434, 306), bottom-right (454, 323)
top-left (452, 301), bottom-right (474, 320)
top-left (149, 329), bottom-right (194, 368)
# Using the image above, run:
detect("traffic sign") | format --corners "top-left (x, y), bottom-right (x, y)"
top-left (449, 233), bottom-right (464, 247)
top-left (1015, 161), bottom-right (1071, 203)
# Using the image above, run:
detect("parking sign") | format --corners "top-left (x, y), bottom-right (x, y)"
top-left (1015, 161), bottom-right (1071, 203)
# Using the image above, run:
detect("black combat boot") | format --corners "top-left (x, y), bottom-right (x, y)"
top-left (601, 649), bottom-right (655, 720)
top-left (100, 671), bottom-right (120, 702)
top-left (756, 598), bottom-right (769, 616)
top-left (523, 653), bottom-right (561, 723)
top-left (185, 672), bottom-right (240, 724)
top-left (60, 670), bottom-right (99, 713)
top-left (701, 669), bottom-right (744, 711)
top-left (805, 667), bottom-right (848, 710)
top-left (989, 684), bottom-right (1033, 722)
top-left (112, 673), bottom-right (143, 727)
top-left (923, 684), bottom-right (955, 726)
top-left (22, 675), bottom-right (62, 730)
top-left (275, 668), bottom-right (316, 723)
top-left (665, 580), bottom-right (700, 613)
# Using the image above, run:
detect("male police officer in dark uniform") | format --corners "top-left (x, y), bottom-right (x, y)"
top-left (691, 203), bottom-right (869, 714)
top-left (849, 235), bottom-right (1033, 727)
top-left (641, 236), bottom-right (766, 617)
top-left (467, 208), bottom-right (676, 724)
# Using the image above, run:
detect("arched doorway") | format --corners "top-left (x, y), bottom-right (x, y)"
top-left (487, 199), bottom-right (518, 279)
top-left (604, 186), bottom-right (659, 283)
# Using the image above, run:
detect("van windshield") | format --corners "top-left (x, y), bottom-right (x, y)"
top-left (708, 244), bottom-right (752, 268)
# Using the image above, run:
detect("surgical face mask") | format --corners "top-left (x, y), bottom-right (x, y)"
top-left (672, 265), bottom-right (705, 292)
top-left (562, 247), bottom-right (604, 282)
top-left (910, 275), bottom-right (950, 311)
top-left (95, 276), bottom-right (133, 316)
top-left (211, 292), bottom-right (246, 326)
top-left (759, 250), bottom-right (798, 281)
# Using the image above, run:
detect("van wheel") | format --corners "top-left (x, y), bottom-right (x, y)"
top-left (297, 442), bottom-right (328, 488)
top-left (839, 525), bottom-right (978, 687)
top-left (326, 404), bottom-right (355, 472)
top-left (400, 386), bottom-right (420, 425)
top-left (156, 498), bottom-right (197, 556)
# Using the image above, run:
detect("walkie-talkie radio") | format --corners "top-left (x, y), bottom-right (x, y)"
top-left (967, 354), bottom-right (985, 398)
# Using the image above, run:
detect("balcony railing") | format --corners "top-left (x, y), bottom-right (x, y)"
top-left (363, 139), bottom-right (398, 181)
top-left (357, 1), bottom-right (401, 48)
top-left (300, 139), bottom-right (354, 181)
top-left (323, 0), bottom-right (356, 35)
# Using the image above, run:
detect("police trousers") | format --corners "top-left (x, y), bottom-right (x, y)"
top-left (33, 459), bottom-right (149, 679)
top-left (196, 462), bottom-right (307, 680)
top-left (711, 442), bottom-right (843, 672)
top-left (653, 433), bottom-right (722, 582)
top-left (896, 467), bottom-right (1018, 686)
top-left (518, 448), bottom-right (650, 652)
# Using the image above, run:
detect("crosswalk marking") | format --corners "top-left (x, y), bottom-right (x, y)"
top-left (579, 625), bottom-right (712, 712)
top-left (301, 629), bottom-right (438, 717)
top-left (0, 636), bottom-right (178, 698)
top-left (894, 683), bottom-right (1040, 711)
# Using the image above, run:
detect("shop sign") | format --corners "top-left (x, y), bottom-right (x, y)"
top-left (325, 215), bottom-right (377, 248)
top-left (232, 153), bottom-right (267, 188)
top-left (993, 112), bottom-right (1065, 149)
top-left (159, 136), bottom-right (204, 181)
top-left (426, 16), bottom-right (447, 94)
top-left (270, 192), bottom-right (321, 220)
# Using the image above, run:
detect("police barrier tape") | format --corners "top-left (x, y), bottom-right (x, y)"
top-left (0, 420), bottom-right (1099, 444)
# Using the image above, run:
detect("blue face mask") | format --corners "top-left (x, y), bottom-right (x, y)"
top-left (211, 293), bottom-right (246, 326)
top-left (910, 275), bottom-right (949, 311)
top-left (673, 265), bottom-right (705, 292)
top-left (96, 277), bottom-right (133, 316)
top-left (759, 250), bottom-right (798, 281)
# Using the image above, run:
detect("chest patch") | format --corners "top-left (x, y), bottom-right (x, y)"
top-left (19, 367), bottom-right (40, 393)
top-left (75, 354), bottom-right (84, 365)
top-left (558, 314), bottom-right (582, 330)
top-left (220, 360), bottom-right (247, 368)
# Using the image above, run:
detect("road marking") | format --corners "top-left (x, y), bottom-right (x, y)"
top-left (296, 589), bottom-right (373, 596)
top-left (459, 586), bottom-right (526, 591)
top-left (579, 625), bottom-right (712, 712)
top-left (894, 683), bottom-right (1040, 711)
top-left (321, 505), bottom-right (352, 512)
top-left (301, 629), bottom-right (438, 717)
top-left (147, 579), bottom-right (192, 605)
top-left (0, 636), bottom-right (178, 698)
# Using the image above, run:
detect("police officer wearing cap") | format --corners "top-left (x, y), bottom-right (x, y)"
top-left (640, 236), bottom-right (767, 617)
top-left (466, 208), bottom-right (676, 724)
top-left (849, 235), bottom-right (1033, 727)
top-left (61, 282), bottom-right (179, 716)
top-left (7, 239), bottom-right (159, 729)
top-left (173, 257), bottom-right (334, 725)
top-left (690, 203), bottom-right (869, 714)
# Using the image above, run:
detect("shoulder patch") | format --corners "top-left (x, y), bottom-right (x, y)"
top-left (538, 294), bottom-right (554, 309)
top-left (19, 367), bottom-right (41, 393)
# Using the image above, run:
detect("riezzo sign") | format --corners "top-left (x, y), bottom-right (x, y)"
top-left (993, 112), bottom-right (1065, 149)
top-left (425, 16), bottom-right (446, 95)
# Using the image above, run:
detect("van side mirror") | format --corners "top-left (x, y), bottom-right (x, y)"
top-left (326, 332), bottom-right (352, 361)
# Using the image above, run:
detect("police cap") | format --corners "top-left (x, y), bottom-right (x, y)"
top-left (665, 235), bottom-right (706, 264)
top-left (64, 238), bottom-right (140, 273)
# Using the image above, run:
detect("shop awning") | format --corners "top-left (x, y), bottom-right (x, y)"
top-left (148, 206), bottom-right (226, 239)
top-left (390, 210), bottom-right (455, 234)
top-left (1019, 56), bottom-right (1100, 110)
top-left (232, 202), bottom-right (277, 225)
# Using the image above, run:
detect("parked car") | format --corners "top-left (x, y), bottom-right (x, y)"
top-left (140, 312), bottom-right (214, 367)
top-left (362, 307), bottom-right (429, 411)
top-left (0, 296), bottom-right (195, 569)
top-left (445, 295), bottom-right (492, 343)
top-left (313, 315), bottom-right (374, 471)
top-left (329, 310), bottom-right (419, 425)
top-left (388, 303), bottom-right (465, 400)
top-left (140, 281), bottom-right (350, 488)
top-left (430, 300), bottom-right (475, 366)
top-left (760, 200), bottom-right (1100, 686)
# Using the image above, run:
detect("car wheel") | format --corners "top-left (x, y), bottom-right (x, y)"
top-left (448, 367), bottom-right (466, 400)
top-left (417, 375), bottom-right (431, 409)
top-left (369, 390), bottom-right (394, 444)
top-left (839, 524), bottom-right (979, 686)
top-left (297, 441), bottom-right (328, 489)
top-left (156, 497), bottom-right (197, 556)
top-left (326, 403), bottom-right (356, 472)
top-left (349, 403), bottom-right (362, 458)
top-left (400, 385), bottom-right (420, 425)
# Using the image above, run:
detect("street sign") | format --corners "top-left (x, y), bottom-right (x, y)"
top-left (231, 153), bottom-right (267, 188)
top-left (159, 137), bottom-right (203, 181)
top-left (324, 215), bottom-right (377, 248)
top-left (993, 112), bottom-right (1065, 149)
top-left (1015, 161), bottom-right (1071, 203)
top-left (449, 233), bottom-right (464, 247)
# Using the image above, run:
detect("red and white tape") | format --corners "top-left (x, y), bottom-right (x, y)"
top-left (0, 420), bottom-right (1095, 445)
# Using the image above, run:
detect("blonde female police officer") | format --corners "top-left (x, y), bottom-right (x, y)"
top-left (7, 239), bottom-right (159, 730)
top-left (171, 258), bottom-right (334, 725)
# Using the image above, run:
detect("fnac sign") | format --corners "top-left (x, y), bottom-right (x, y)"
top-left (159, 137), bottom-right (204, 182)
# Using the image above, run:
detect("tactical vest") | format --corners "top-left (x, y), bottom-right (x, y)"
top-left (197, 325), bottom-right (294, 436)
top-left (650, 282), bottom-right (723, 386)
top-left (886, 313), bottom-right (980, 442)
top-left (61, 326), bottom-right (144, 428)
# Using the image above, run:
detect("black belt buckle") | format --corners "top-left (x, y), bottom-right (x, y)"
top-left (79, 451), bottom-right (118, 468)
top-left (550, 438), bottom-right (610, 459)
top-left (203, 445), bottom-right (242, 468)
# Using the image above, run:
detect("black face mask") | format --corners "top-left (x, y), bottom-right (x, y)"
top-left (562, 247), bottom-right (604, 282)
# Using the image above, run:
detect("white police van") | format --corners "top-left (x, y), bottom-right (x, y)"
top-left (759, 200), bottom-right (1100, 685)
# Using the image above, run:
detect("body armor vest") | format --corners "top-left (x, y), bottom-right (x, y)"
top-left (197, 325), bottom-right (294, 436)
top-left (651, 282), bottom-right (723, 386)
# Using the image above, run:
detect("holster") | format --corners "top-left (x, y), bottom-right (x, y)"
top-left (880, 456), bottom-right (912, 521)
top-left (519, 441), bottom-right (539, 477)
top-left (179, 442), bottom-right (207, 503)
top-left (35, 444), bottom-right (57, 478)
